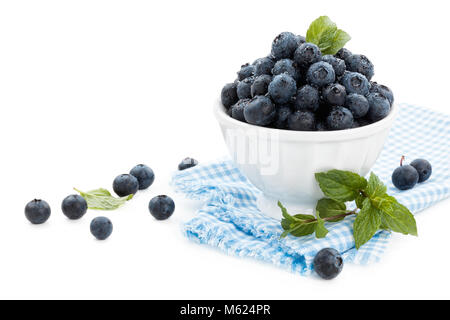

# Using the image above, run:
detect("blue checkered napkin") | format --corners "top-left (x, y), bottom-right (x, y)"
top-left (171, 104), bottom-right (450, 275)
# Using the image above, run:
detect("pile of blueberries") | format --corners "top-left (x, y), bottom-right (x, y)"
top-left (221, 32), bottom-right (394, 131)
top-left (24, 158), bottom-right (198, 240)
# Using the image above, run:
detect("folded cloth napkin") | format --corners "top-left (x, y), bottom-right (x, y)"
top-left (171, 104), bottom-right (450, 275)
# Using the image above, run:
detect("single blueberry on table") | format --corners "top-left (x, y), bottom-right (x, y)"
top-left (61, 194), bottom-right (87, 220)
top-left (271, 105), bottom-right (292, 129)
top-left (326, 106), bottom-right (354, 131)
top-left (322, 55), bottom-right (346, 77)
top-left (130, 164), bottom-right (155, 190)
top-left (149, 195), bottom-right (175, 221)
top-left (410, 159), bottom-right (432, 183)
top-left (236, 76), bottom-right (255, 100)
top-left (313, 248), bottom-right (343, 280)
top-left (346, 54), bottom-right (374, 80)
top-left (366, 92), bottom-right (390, 122)
top-left (272, 59), bottom-right (301, 81)
top-left (221, 83), bottom-right (238, 109)
top-left (306, 61), bottom-right (336, 88)
top-left (392, 156), bottom-right (419, 190)
top-left (294, 42), bottom-right (322, 68)
top-left (370, 82), bottom-right (394, 105)
top-left (271, 32), bottom-right (298, 60)
top-left (253, 56), bottom-right (275, 76)
top-left (293, 85), bottom-right (320, 112)
top-left (90, 217), bottom-right (113, 240)
top-left (268, 74), bottom-right (297, 105)
top-left (237, 63), bottom-right (255, 81)
top-left (322, 83), bottom-right (347, 106)
top-left (251, 75), bottom-right (272, 97)
top-left (244, 95), bottom-right (276, 126)
top-left (345, 93), bottom-right (369, 119)
top-left (25, 199), bottom-right (51, 224)
top-left (287, 110), bottom-right (316, 131)
top-left (340, 72), bottom-right (370, 96)
top-left (178, 157), bottom-right (199, 171)
top-left (113, 174), bottom-right (139, 197)
top-left (231, 99), bottom-right (250, 122)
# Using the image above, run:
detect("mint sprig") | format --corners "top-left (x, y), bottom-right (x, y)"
top-left (305, 16), bottom-right (351, 55)
top-left (280, 170), bottom-right (418, 249)
top-left (74, 188), bottom-right (133, 210)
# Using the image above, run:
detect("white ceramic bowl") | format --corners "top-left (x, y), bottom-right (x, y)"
top-left (214, 101), bottom-right (396, 216)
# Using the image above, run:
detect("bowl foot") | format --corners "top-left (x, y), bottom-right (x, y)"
top-left (256, 193), bottom-right (316, 220)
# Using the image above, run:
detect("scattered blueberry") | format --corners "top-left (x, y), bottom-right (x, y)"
top-left (130, 164), bottom-right (155, 190)
top-left (392, 157), bottom-right (419, 191)
top-left (346, 54), bottom-right (374, 80)
top-left (340, 72), bottom-right (370, 96)
top-left (272, 105), bottom-right (292, 129)
top-left (313, 248), bottom-right (343, 280)
top-left (370, 82), bottom-right (394, 105)
top-left (410, 159), bottom-right (432, 183)
top-left (268, 74), bottom-right (297, 104)
top-left (322, 83), bottom-right (346, 106)
top-left (149, 195), bottom-right (175, 221)
top-left (326, 106), bottom-right (354, 130)
top-left (178, 157), bottom-right (199, 171)
top-left (251, 75), bottom-right (272, 97)
top-left (366, 92), bottom-right (390, 122)
top-left (288, 110), bottom-right (316, 131)
top-left (244, 96), bottom-right (276, 126)
top-left (231, 99), bottom-right (250, 122)
top-left (345, 94), bottom-right (369, 119)
top-left (272, 59), bottom-right (300, 81)
top-left (294, 42), bottom-right (322, 67)
top-left (294, 85), bottom-right (320, 112)
top-left (25, 199), bottom-right (51, 224)
top-left (306, 61), bottom-right (335, 88)
top-left (322, 55), bottom-right (346, 77)
top-left (254, 56), bottom-right (275, 76)
top-left (221, 83), bottom-right (238, 109)
top-left (237, 63), bottom-right (255, 81)
top-left (61, 194), bottom-right (87, 220)
top-left (90, 217), bottom-right (113, 240)
top-left (236, 76), bottom-right (255, 100)
top-left (271, 32), bottom-right (298, 60)
top-left (113, 174), bottom-right (139, 197)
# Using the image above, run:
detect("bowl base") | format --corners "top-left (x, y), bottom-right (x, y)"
top-left (256, 193), bottom-right (315, 220)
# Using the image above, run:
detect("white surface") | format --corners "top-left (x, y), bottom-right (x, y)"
top-left (0, 0), bottom-right (449, 300)
top-left (215, 101), bottom-right (396, 211)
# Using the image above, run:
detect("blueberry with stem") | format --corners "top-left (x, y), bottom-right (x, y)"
top-left (392, 156), bottom-right (419, 190)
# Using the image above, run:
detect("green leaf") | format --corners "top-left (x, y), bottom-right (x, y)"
top-left (315, 170), bottom-right (367, 202)
top-left (305, 16), bottom-right (351, 55)
top-left (353, 198), bottom-right (381, 249)
top-left (379, 197), bottom-right (418, 236)
top-left (365, 172), bottom-right (387, 198)
top-left (293, 214), bottom-right (316, 221)
top-left (315, 217), bottom-right (329, 239)
top-left (74, 188), bottom-right (133, 210)
top-left (289, 221), bottom-right (317, 237)
top-left (316, 198), bottom-right (347, 222)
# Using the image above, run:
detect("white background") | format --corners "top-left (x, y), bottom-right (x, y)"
top-left (0, 0), bottom-right (449, 300)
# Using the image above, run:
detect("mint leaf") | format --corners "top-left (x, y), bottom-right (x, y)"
top-left (353, 198), bottom-right (381, 249)
top-left (74, 188), bottom-right (133, 210)
top-left (316, 198), bottom-right (347, 222)
top-left (289, 221), bottom-right (317, 237)
top-left (365, 172), bottom-right (387, 198)
top-left (379, 197), bottom-right (418, 236)
top-left (306, 16), bottom-right (351, 55)
top-left (315, 217), bottom-right (329, 239)
top-left (293, 214), bottom-right (316, 221)
top-left (315, 170), bottom-right (367, 202)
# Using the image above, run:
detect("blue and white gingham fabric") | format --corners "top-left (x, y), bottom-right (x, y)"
top-left (171, 104), bottom-right (450, 276)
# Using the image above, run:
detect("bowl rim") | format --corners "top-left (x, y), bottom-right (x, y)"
top-left (214, 99), bottom-right (397, 142)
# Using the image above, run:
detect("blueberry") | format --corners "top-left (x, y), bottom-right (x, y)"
top-left (253, 56), bottom-right (275, 76)
top-left (149, 195), bottom-right (175, 220)
top-left (370, 82), bottom-right (394, 105)
top-left (392, 157), bottom-right (419, 190)
top-left (130, 164), bottom-right (155, 190)
top-left (244, 96), bottom-right (276, 126)
top-left (61, 194), bottom-right (87, 220)
top-left (366, 92), bottom-right (390, 122)
top-left (230, 99), bottom-right (250, 122)
top-left (316, 121), bottom-right (327, 131)
top-left (271, 32), bottom-right (298, 60)
top-left (288, 110), bottom-right (316, 131)
top-left (340, 72), bottom-right (370, 96)
top-left (251, 75), bottom-right (272, 97)
top-left (326, 106), bottom-right (354, 130)
top-left (313, 248), bottom-right (343, 280)
top-left (293, 85), bottom-right (320, 112)
top-left (272, 59), bottom-right (301, 81)
top-left (25, 199), bottom-right (51, 224)
top-left (306, 62), bottom-right (335, 88)
top-left (236, 76), bottom-right (255, 100)
top-left (355, 118), bottom-right (371, 127)
top-left (221, 83), bottom-right (238, 109)
top-left (294, 42), bottom-right (322, 67)
top-left (335, 48), bottom-right (352, 62)
top-left (295, 35), bottom-right (306, 46)
top-left (322, 55), bottom-right (346, 77)
top-left (410, 159), bottom-right (432, 183)
top-left (268, 74), bottom-right (297, 104)
top-left (237, 63), bottom-right (255, 81)
top-left (113, 174), bottom-right (139, 197)
top-left (178, 157), bottom-right (199, 171)
top-left (345, 93), bottom-right (369, 119)
top-left (346, 54), bottom-right (374, 80)
top-left (272, 105), bottom-right (292, 129)
top-left (322, 83), bottom-right (346, 106)
top-left (90, 217), bottom-right (113, 240)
